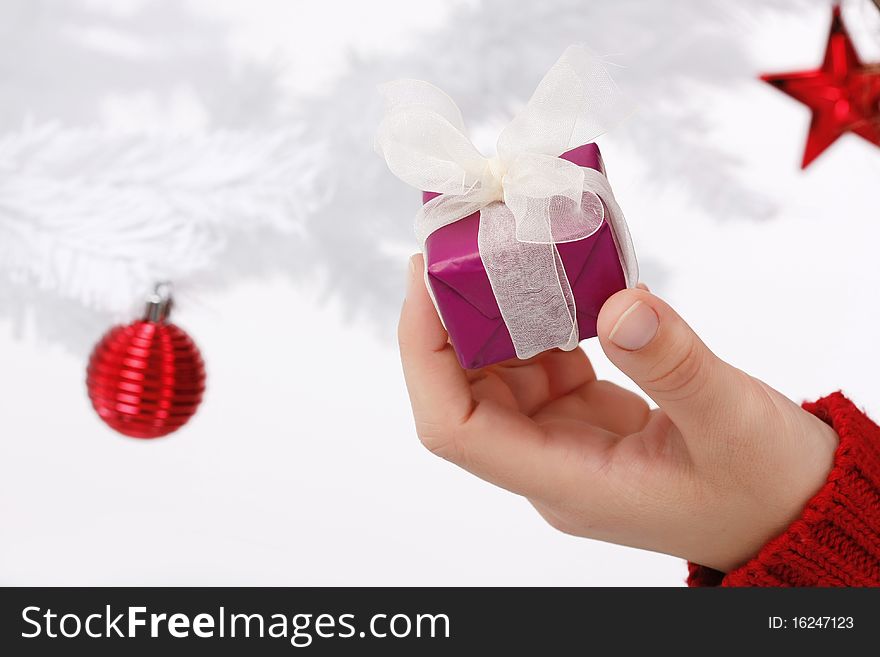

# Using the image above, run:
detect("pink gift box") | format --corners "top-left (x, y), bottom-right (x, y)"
top-left (424, 143), bottom-right (627, 369)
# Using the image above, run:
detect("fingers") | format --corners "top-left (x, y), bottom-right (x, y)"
top-left (534, 380), bottom-right (651, 436)
top-left (528, 348), bottom-right (597, 399)
top-left (449, 402), bottom-right (587, 502)
top-left (398, 254), bottom-right (474, 436)
top-left (481, 348), bottom-right (596, 415)
top-left (597, 288), bottom-right (746, 435)
top-left (398, 254), bottom-right (601, 503)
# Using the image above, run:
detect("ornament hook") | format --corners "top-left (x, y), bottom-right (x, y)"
top-left (144, 281), bottom-right (173, 322)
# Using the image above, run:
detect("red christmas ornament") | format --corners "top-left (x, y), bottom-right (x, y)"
top-left (86, 284), bottom-right (206, 439)
top-left (760, 4), bottom-right (880, 168)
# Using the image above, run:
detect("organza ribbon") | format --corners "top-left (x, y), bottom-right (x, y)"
top-left (375, 45), bottom-right (638, 360)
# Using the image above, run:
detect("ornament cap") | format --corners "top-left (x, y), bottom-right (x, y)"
top-left (144, 282), bottom-right (173, 323)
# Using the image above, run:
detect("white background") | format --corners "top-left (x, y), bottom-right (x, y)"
top-left (1, 0), bottom-right (878, 585)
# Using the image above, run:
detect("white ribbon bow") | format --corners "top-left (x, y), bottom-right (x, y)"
top-left (376, 45), bottom-right (638, 360)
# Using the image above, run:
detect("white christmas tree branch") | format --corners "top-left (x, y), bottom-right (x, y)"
top-left (0, 124), bottom-right (323, 313)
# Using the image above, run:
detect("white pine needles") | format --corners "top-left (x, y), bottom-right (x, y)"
top-left (0, 124), bottom-right (323, 315)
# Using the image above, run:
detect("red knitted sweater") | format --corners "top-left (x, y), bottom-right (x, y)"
top-left (688, 393), bottom-right (880, 586)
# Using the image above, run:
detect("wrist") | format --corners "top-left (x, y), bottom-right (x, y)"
top-left (687, 391), bottom-right (880, 586)
top-left (699, 409), bottom-right (839, 574)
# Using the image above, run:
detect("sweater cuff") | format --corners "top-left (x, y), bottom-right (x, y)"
top-left (687, 392), bottom-right (880, 587)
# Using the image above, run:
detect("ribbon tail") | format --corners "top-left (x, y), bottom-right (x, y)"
top-left (478, 202), bottom-right (579, 359)
top-left (553, 243), bottom-right (579, 352)
top-left (581, 168), bottom-right (639, 288)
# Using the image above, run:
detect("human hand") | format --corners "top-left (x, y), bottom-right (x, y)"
top-left (399, 254), bottom-right (839, 573)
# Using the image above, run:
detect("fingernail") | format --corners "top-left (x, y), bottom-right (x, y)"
top-left (608, 300), bottom-right (659, 351)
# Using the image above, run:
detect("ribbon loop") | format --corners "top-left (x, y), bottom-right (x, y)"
top-left (497, 45), bottom-right (631, 160)
top-left (504, 153), bottom-right (598, 244)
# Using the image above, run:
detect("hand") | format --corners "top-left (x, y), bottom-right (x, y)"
top-left (399, 254), bottom-right (839, 573)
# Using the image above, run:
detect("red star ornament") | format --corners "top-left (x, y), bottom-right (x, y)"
top-left (761, 5), bottom-right (880, 168)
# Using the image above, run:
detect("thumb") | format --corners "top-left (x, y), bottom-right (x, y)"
top-left (597, 288), bottom-right (743, 432)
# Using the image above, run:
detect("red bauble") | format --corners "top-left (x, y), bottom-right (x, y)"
top-left (760, 5), bottom-right (880, 168)
top-left (86, 318), bottom-right (206, 439)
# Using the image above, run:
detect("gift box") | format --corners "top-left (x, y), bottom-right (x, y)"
top-left (424, 143), bottom-right (627, 369)
top-left (376, 45), bottom-right (638, 370)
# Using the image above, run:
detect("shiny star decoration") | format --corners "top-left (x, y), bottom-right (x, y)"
top-left (761, 4), bottom-right (880, 168)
